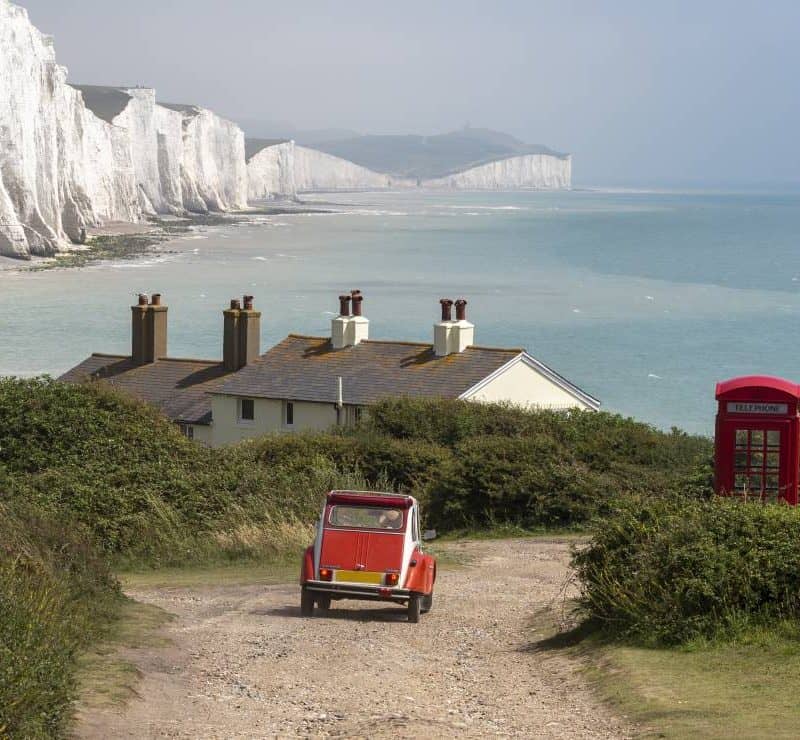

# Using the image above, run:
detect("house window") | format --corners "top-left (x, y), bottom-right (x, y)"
top-left (284, 401), bottom-right (294, 426)
top-left (179, 424), bottom-right (194, 440)
top-left (346, 406), bottom-right (363, 427)
top-left (238, 398), bottom-right (255, 423)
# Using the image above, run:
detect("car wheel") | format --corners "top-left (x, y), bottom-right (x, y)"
top-left (408, 594), bottom-right (421, 623)
top-left (317, 595), bottom-right (331, 612)
top-left (300, 587), bottom-right (314, 617)
top-left (421, 592), bottom-right (433, 614)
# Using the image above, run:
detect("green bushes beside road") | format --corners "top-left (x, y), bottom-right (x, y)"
top-left (574, 497), bottom-right (800, 645)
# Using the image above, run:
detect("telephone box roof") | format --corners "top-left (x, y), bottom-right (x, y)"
top-left (716, 375), bottom-right (800, 401)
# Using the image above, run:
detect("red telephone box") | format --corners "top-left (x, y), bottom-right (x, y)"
top-left (715, 376), bottom-right (800, 505)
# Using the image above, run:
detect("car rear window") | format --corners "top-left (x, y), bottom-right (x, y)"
top-left (329, 506), bottom-right (405, 530)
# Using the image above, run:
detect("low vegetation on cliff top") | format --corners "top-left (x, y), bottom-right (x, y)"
top-left (0, 377), bottom-right (712, 735)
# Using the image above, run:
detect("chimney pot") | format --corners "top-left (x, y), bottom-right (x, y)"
top-left (138, 294), bottom-right (148, 306)
top-left (243, 295), bottom-right (254, 311)
top-left (440, 298), bottom-right (454, 322)
top-left (455, 299), bottom-right (468, 322)
top-left (151, 293), bottom-right (162, 306)
top-left (338, 294), bottom-right (351, 317)
top-left (351, 293), bottom-right (364, 317)
top-left (230, 299), bottom-right (241, 310)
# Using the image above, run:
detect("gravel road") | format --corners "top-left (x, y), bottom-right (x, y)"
top-left (77, 538), bottom-right (632, 738)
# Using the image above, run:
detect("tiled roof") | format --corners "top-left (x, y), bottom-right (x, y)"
top-left (213, 335), bottom-right (523, 405)
top-left (59, 354), bottom-right (232, 425)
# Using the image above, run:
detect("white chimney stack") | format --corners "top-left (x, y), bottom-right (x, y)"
top-left (434, 298), bottom-right (473, 355)
top-left (451, 298), bottom-right (474, 353)
top-left (331, 291), bottom-right (369, 349)
top-left (434, 298), bottom-right (454, 357)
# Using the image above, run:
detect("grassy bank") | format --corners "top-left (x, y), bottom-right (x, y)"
top-left (564, 494), bottom-right (800, 737)
top-left (585, 627), bottom-right (800, 739)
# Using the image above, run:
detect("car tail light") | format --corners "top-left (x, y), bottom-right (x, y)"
top-left (320, 568), bottom-right (333, 581)
top-left (385, 572), bottom-right (399, 586)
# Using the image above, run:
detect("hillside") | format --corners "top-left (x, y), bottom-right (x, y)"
top-left (305, 127), bottom-right (569, 179)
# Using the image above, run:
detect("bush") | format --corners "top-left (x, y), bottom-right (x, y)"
top-left (0, 502), bottom-right (120, 737)
top-left (573, 497), bottom-right (800, 645)
top-left (426, 435), bottom-right (612, 528)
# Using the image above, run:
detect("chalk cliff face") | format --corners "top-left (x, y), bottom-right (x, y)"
top-left (246, 140), bottom-right (297, 201)
top-left (0, 0), bottom-right (249, 258)
top-left (423, 154), bottom-right (571, 190)
top-left (0, 0), bottom-right (139, 257)
top-left (165, 104), bottom-right (248, 213)
top-left (293, 146), bottom-right (398, 192)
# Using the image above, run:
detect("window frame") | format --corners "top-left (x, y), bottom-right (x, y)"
top-left (237, 398), bottom-right (256, 424)
top-left (327, 505), bottom-right (406, 531)
top-left (284, 400), bottom-right (295, 427)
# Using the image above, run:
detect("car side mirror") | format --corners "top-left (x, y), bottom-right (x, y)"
top-left (422, 529), bottom-right (437, 542)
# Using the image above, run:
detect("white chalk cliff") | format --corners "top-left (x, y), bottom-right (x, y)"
top-left (293, 146), bottom-right (400, 193)
top-left (423, 154), bottom-right (572, 190)
top-left (246, 140), bottom-right (297, 201)
top-left (0, 0), bottom-right (248, 258)
top-left (0, 0), bottom-right (571, 258)
top-left (0, 1), bottom-right (140, 257)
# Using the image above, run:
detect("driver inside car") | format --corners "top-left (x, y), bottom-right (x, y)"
top-left (377, 509), bottom-right (402, 529)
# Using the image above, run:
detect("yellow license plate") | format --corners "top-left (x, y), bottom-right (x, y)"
top-left (334, 570), bottom-right (382, 584)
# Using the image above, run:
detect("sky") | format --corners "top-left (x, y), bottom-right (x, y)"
top-left (20, 0), bottom-right (800, 187)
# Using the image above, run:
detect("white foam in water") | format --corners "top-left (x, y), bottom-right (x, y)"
top-left (253, 256), bottom-right (268, 261)
top-left (648, 374), bottom-right (663, 379)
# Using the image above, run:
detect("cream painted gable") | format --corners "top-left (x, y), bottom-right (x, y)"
top-left (460, 353), bottom-right (599, 411)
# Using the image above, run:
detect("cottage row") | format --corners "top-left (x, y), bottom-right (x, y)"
top-left (61, 292), bottom-right (599, 447)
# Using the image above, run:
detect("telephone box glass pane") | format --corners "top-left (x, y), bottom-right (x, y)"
top-left (735, 452), bottom-right (748, 470)
top-left (766, 452), bottom-right (780, 469)
top-left (750, 474), bottom-right (763, 491)
top-left (735, 474), bottom-right (748, 490)
top-left (767, 430), bottom-right (781, 448)
top-left (750, 451), bottom-right (764, 467)
top-left (766, 475), bottom-right (780, 490)
top-left (736, 430), bottom-right (748, 447)
top-left (751, 430), bottom-right (764, 447)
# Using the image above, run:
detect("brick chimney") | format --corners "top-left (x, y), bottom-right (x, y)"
top-left (331, 290), bottom-right (369, 349)
top-left (223, 295), bottom-right (261, 371)
top-left (131, 293), bottom-right (168, 364)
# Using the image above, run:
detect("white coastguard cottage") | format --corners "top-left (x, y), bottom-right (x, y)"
top-left (61, 292), bottom-right (599, 446)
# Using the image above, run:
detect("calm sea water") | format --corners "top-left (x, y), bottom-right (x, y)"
top-left (2, 188), bottom-right (799, 435)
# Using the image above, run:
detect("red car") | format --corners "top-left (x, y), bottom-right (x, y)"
top-left (300, 490), bottom-right (437, 623)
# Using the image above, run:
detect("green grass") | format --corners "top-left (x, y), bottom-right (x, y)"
top-left (75, 598), bottom-right (170, 714)
top-left (533, 610), bottom-right (800, 739)
top-left (120, 558), bottom-right (300, 590)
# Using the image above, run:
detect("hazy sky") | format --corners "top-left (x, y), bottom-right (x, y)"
top-left (21, 0), bottom-right (800, 186)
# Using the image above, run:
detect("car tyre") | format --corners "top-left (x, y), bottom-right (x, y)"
top-left (317, 594), bottom-right (331, 612)
top-left (421, 592), bottom-right (433, 614)
top-left (300, 587), bottom-right (314, 617)
top-left (408, 594), bottom-right (421, 623)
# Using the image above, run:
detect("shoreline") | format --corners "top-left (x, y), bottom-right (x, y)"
top-left (1, 203), bottom-right (334, 273)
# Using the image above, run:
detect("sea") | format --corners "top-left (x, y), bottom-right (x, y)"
top-left (2, 188), bottom-right (799, 436)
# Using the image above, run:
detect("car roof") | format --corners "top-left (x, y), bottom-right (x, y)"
top-left (326, 490), bottom-right (415, 509)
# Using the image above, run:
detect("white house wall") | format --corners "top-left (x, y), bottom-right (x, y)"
top-left (461, 358), bottom-right (591, 410)
top-left (210, 395), bottom-right (339, 446)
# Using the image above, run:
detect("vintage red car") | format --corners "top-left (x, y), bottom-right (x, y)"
top-left (300, 490), bottom-right (437, 622)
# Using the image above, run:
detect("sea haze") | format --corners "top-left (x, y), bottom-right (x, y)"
top-left (1, 189), bottom-right (799, 435)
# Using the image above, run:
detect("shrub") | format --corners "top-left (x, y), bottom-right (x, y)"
top-left (0, 502), bottom-right (120, 737)
top-left (573, 497), bottom-right (800, 645)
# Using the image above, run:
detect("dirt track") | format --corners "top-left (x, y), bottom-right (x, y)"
top-left (77, 539), bottom-right (632, 739)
